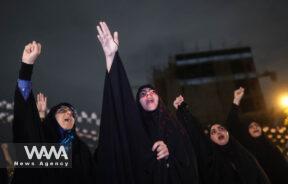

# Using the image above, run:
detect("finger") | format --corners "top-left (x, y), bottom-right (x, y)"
top-left (25, 44), bottom-right (32, 53)
top-left (32, 41), bottom-right (37, 52)
top-left (97, 35), bottom-right (103, 44)
top-left (152, 141), bottom-right (162, 151)
top-left (157, 149), bottom-right (167, 157)
top-left (157, 151), bottom-right (169, 160)
top-left (96, 25), bottom-right (104, 38)
top-left (37, 93), bottom-right (40, 102)
top-left (37, 43), bottom-right (42, 55)
top-left (156, 144), bottom-right (166, 152)
top-left (101, 22), bottom-right (112, 36)
top-left (113, 31), bottom-right (119, 46)
top-left (41, 93), bottom-right (45, 101)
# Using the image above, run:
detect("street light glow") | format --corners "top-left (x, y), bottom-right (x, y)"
top-left (280, 95), bottom-right (288, 108)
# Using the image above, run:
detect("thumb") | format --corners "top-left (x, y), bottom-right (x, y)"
top-left (113, 31), bottom-right (119, 46)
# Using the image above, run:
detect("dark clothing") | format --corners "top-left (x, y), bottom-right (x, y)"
top-left (12, 62), bottom-right (95, 184)
top-left (96, 53), bottom-right (199, 184)
top-left (0, 168), bottom-right (8, 184)
top-left (226, 104), bottom-right (288, 184)
top-left (177, 102), bottom-right (271, 184)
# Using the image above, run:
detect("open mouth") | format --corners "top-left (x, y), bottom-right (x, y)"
top-left (64, 118), bottom-right (71, 122)
top-left (146, 99), bottom-right (154, 105)
top-left (253, 130), bottom-right (260, 134)
top-left (218, 134), bottom-right (225, 140)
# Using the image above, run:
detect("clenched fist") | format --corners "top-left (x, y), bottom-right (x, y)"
top-left (233, 87), bottom-right (245, 106)
top-left (173, 95), bottom-right (184, 109)
top-left (22, 41), bottom-right (41, 65)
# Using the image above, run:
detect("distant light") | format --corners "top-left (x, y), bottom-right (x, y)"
top-left (279, 95), bottom-right (288, 108)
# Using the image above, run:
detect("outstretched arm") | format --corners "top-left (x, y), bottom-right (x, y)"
top-left (174, 95), bottom-right (212, 154)
top-left (226, 87), bottom-right (244, 131)
top-left (96, 21), bottom-right (119, 72)
top-left (13, 41), bottom-right (43, 142)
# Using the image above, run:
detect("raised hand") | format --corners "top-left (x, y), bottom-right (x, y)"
top-left (233, 87), bottom-right (245, 105)
top-left (152, 140), bottom-right (169, 160)
top-left (96, 21), bottom-right (119, 72)
top-left (37, 92), bottom-right (47, 119)
top-left (22, 41), bottom-right (41, 65)
top-left (173, 95), bottom-right (184, 109)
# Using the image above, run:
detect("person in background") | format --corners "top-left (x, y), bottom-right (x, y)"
top-left (12, 41), bottom-right (95, 184)
top-left (174, 94), bottom-right (270, 184)
top-left (226, 87), bottom-right (288, 184)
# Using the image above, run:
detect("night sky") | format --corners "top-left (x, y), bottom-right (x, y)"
top-left (1, 0), bottom-right (288, 115)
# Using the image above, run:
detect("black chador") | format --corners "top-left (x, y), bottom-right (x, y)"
top-left (96, 53), bottom-right (199, 184)
top-left (12, 62), bottom-right (95, 184)
top-left (176, 102), bottom-right (271, 184)
top-left (226, 104), bottom-right (288, 184)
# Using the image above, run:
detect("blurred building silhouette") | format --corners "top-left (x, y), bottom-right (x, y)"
top-left (153, 47), bottom-right (272, 124)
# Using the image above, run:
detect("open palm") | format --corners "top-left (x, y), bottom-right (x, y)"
top-left (97, 22), bottom-right (119, 58)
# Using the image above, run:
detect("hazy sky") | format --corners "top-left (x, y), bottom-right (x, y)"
top-left (0, 0), bottom-right (287, 114)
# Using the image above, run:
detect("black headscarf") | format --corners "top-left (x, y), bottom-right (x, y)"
top-left (207, 126), bottom-right (270, 184)
top-left (43, 102), bottom-right (76, 143)
top-left (41, 103), bottom-right (95, 184)
top-left (136, 84), bottom-right (199, 184)
top-left (239, 120), bottom-right (288, 184)
top-left (226, 105), bottom-right (288, 184)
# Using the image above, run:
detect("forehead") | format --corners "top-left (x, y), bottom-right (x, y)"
top-left (249, 122), bottom-right (260, 127)
top-left (211, 124), bottom-right (225, 130)
top-left (140, 87), bottom-right (153, 93)
top-left (56, 106), bottom-right (73, 113)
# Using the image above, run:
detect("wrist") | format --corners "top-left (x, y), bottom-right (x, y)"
top-left (39, 112), bottom-right (46, 118)
top-left (233, 98), bottom-right (241, 106)
top-left (19, 62), bottom-right (34, 80)
top-left (105, 53), bottom-right (116, 72)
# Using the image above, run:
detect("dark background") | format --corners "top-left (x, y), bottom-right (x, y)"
top-left (0, 0), bottom-right (288, 115)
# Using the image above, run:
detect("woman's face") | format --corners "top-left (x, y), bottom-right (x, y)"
top-left (210, 124), bottom-right (229, 146)
top-left (248, 122), bottom-right (262, 138)
top-left (55, 106), bottom-right (75, 130)
top-left (139, 88), bottom-right (159, 111)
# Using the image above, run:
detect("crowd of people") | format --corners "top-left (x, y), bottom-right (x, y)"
top-left (0, 22), bottom-right (287, 184)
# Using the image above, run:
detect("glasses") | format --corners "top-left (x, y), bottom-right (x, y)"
top-left (139, 89), bottom-right (156, 98)
top-left (56, 106), bottom-right (75, 117)
top-left (210, 126), bottom-right (226, 135)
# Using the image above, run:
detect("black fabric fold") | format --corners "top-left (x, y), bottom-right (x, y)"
top-left (177, 102), bottom-right (271, 184)
top-left (96, 52), bottom-right (199, 184)
top-left (226, 104), bottom-right (288, 184)
top-left (12, 63), bottom-right (95, 184)
top-left (19, 62), bottom-right (34, 80)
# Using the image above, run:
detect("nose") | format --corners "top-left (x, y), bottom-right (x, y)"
top-left (66, 111), bottom-right (73, 117)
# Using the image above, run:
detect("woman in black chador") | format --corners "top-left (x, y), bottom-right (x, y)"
top-left (12, 41), bottom-right (94, 184)
top-left (95, 22), bottom-right (198, 184)
top-left (173, 95), bottom-right (271, 184)
top-left (225, 87), bottom-right (288, 184)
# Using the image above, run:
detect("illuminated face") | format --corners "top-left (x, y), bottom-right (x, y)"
top-left (139, 88), bottom-right (159, 111)
top-left (210, 124), bottom-right (229, 146)
top-left (55, 106), bottom-right (75, 130)
top-left (248, 122), bottom-right (262, 138)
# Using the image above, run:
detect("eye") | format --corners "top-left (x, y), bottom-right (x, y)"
top-left (210, 129), bottom-right (216, 135)
top-left (140, 92), bottom-right (147, 98)
top-left (219, 126), bottom-right (226, 131)
top-left (149, 90), bottom-right (155, 95)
